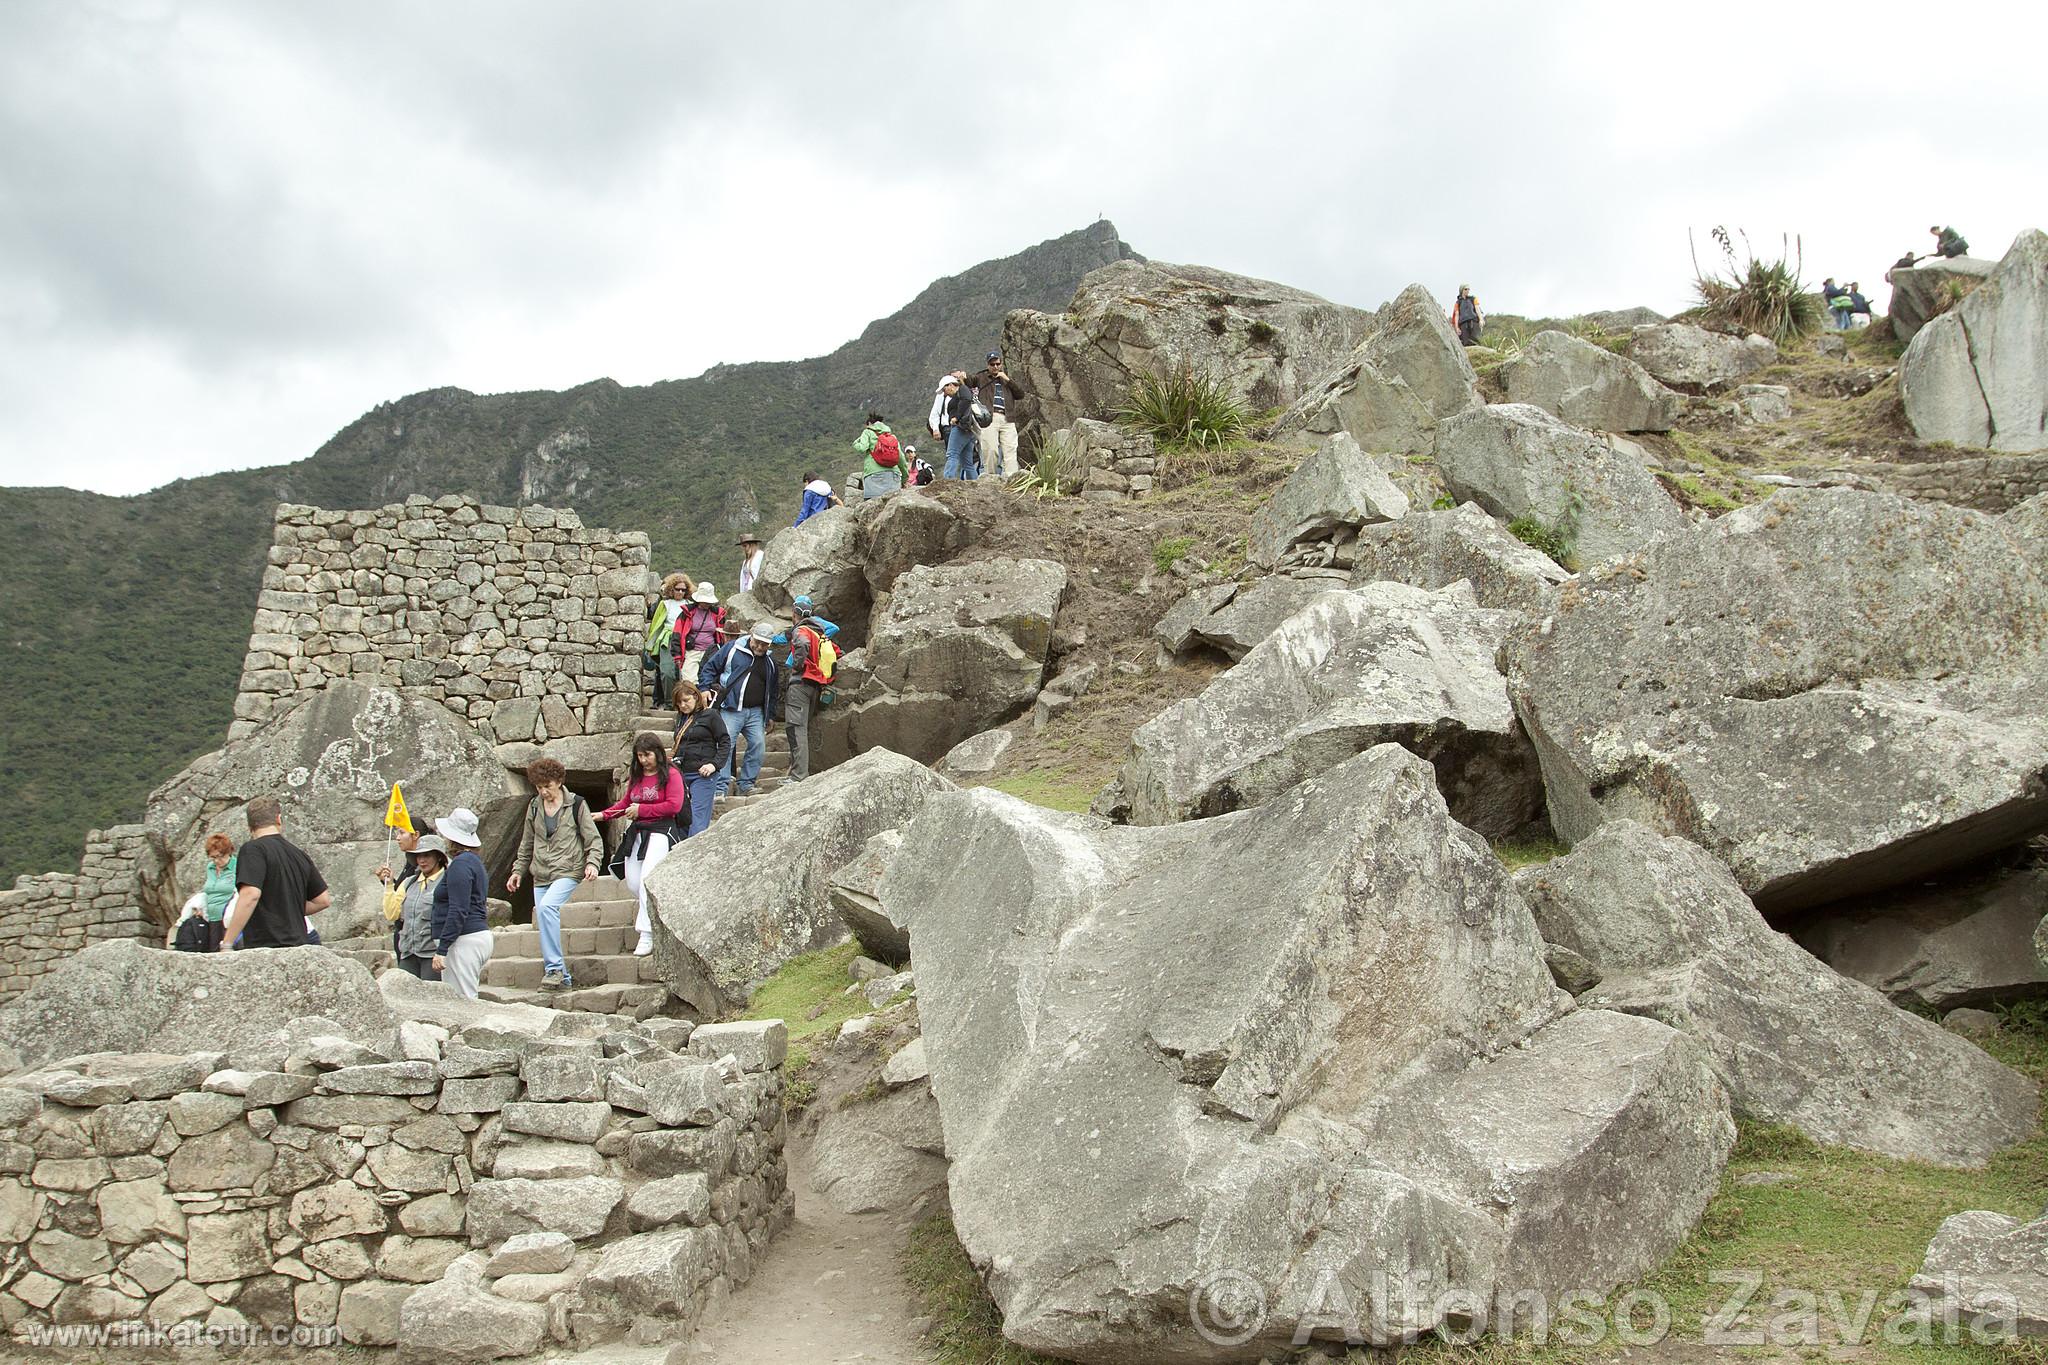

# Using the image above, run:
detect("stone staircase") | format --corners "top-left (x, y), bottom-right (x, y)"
top-left (475, 877), bottom-right (671, 1019)
top-left (623, 709), bottom-right (793, 821)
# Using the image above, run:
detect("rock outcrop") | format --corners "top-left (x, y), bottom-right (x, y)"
top-left (1347, 503), bottom-right (1571, 617)
top-left (828, 830), bottom-right (910, 967)
top-left (644, 750), bottom-right (953, 1015)
top-left (1246, 432), bottom-right (1409, 569)
top-left (1506, 488), bottom-right (2048, 912)
top-left (1792, 860), bottom-right (2048, 1010)
top-left (1152, 575), bottom-right (1342, 662)
top-left (1517, 822), bottom-right (2037, 1166)
top-left (1434, 404), bottom-right (1686, 567)
top-left (1273, 284), bottom-right (1482, 455)
top-left (1910, 1209), bottom-right (2048, 1336)
top-left (1107, 582), bottom-right (1543, 836)
top-left (1502, 330), bottom-right (1682, 432)
top-left (733, 506), bottom-right (872, 646)
top-left (1000, 259), bottom-right (1376, 439)
top-left (889, 748), bottom-right (1732, 1361)
top-left (1626, 323), bottom-right (1775, 390)
top-left (1900, 229), bottom-right (2048, 453)
top-left (1888, 255), bottom-right (2000, 346)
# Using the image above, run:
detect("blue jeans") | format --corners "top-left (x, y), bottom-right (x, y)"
top-left (683, 772), bottom-right (727, 836)
top-left (727, 706), bottom-right (767, 792)
top-left (945, 426), bottom-right (978, 480)
top-left (534, 876), bottom-right (578, 981)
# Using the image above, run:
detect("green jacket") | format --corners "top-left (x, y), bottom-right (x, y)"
top-left (854, 421), bottom-right (894, 477)
top-left (515, 793), bottom-right (602, 883)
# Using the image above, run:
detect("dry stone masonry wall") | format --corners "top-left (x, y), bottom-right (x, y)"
top-left (234, 497), bottom-right (655, 745)
top-left (0, 1015), bottom-right (790, 1353)
top-left (1871, 454), bottom-right (2048, 512)
top-left (0, 828), bottom-right (158, 1005)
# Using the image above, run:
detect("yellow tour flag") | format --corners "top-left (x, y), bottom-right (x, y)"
top-left (384, 784), bottom-right (414, 834)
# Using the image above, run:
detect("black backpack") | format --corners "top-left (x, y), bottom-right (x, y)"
top-left (172, 916), bottom-right (210, 953)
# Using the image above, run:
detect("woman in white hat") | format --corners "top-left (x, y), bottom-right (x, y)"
top-left (429, 808), bottom-right (494, 998)
top-left (677, 581), bottom-right (727, 686)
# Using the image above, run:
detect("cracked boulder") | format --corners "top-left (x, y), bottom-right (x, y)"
top-left (1247, 432), bottom-right (1409, 569)
top-left (888, 747), bottom-right (1732, 1362)
top-left (1625, 322), bottom-right (1776, 390)
top-left (729, 504), bottom-right (873, 648)
top-left (1517, 821), bottom-right (2037, 1167)
top-left (1910, 1209), bottom-right (2048, 1335)
top-left (1506, 488), bottom-right (2048, 912)
top-left (1435, 404), bottom-right (1686, 567)
top-left (1273, 284), bottom-right (1482, 455)
top-left (1901, 228), bottom-right (2048, 453)
top-left (1107, 582), bottom-right (1543, 838)
top-left (1502, 329), bottom-right (1683, 432)
top-left (1152, 575), bottom-right (1341, 662)
top-left (1347, 502), bottom-right (1571, 618)
top-left (1888, 255), bottom-right (2000, 346)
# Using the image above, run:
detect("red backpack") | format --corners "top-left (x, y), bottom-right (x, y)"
top-left (872, 431), bottom-right (901, 468)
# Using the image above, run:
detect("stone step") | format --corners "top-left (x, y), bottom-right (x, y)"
top-left (559, 900), bottom-right (637, 930)
top-left (482, 953), bottom-right (649, 991)
top-left (491, 925), bottom-right (633, 957)
top-left (568, 877), bottom-right (631, 903)
top-left (479, 981), bottom-right (670, 1020)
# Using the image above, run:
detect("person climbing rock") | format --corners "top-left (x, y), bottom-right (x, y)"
top-left (967, 351), bottom-right (1025, 481)
top-left (598, 735), bottom-right (687, 956)
top-left (1450, 286), bottom-right (1484, 346)
top-left (1930, 225), bottom-right (1970, 259)
top-left (429, 807), bottom-right (493, 997)
top-left (796, 471), bottom-right (842, 525)
top-left (506, 758), bottom-right (601, 992)
top-left (783, 609), bottom-right (838, 784)
top-left (222, 795), bottom-right (329, 950)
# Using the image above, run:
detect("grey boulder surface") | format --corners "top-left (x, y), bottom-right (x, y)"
top-left (1347, 502), bottom-right (1571, 618)
top-left (1516, 821), bottom-right (2036, 1167)
top-left (1000, 258), bottom-right (1376, 437)
top-left (1434, 403), bottom-right (1686, 567)
top-left (1625, 322), bottom-right (1776, 390)
top-left (1909, 1209), bottom-right (2048, 1336)
top-left (1107, 582), bottom-right (1542, 838)
top-left (1900, 228), bottom-right (2048, 453)
top-left (736, 504), bottom-right (871, 644)
top-left (828, 829), bottom-right (911, 967)
top-left (807, 1079), bottom-right (948, 1216)
top-left (644, 749), bottom-right (953, 1015)
top-left (1273, 284), bottom-right (1482, 455)
top-left (887, 747), bottom-right (1732, 1362)
top-left (1246, 432), bottom-right (1409, 570)
top-left (1151, 575), bottom-right (1342, 662)
top-left (1792, 861), bottom-right (2048, 1010)
top-left (1505, 487), bottom-right (2048, 912)
top-left (1502, 329), bottom-right (1682, 432)
top-left (0, 940), bottom-right (395, 1069)
top-left (1887, 254), bottom-right (2000, 346)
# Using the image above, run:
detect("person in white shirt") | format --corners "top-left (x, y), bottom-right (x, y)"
top-left (736, 534), bottom-right (764, 595)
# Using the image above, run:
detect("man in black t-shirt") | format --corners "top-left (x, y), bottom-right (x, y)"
top-left (222, 795), bottom-right (331, 950)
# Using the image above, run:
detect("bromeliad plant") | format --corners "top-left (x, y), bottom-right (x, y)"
top-left (1690, 226), bottom-right (1822, 343)
top-left (1116, 364), bottom-right (1251, 452)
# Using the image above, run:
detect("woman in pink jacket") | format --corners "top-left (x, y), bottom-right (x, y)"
top-left (599, 733), bottom-right (687, 956)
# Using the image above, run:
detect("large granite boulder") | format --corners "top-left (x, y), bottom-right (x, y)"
top-left (1792, 861), bottom-right (2048, 1010)
top-left (1152, 575), bottom-right (1341, 662)
top-left (1347, 502), bottom-right (1571, 618)
top-left (1910, 1209), bottom-right (2048, 1336)
top-left (1900, 229), bottom-right (2048, 453)
top-left (808, 1080), bottom-right (948, 1216)
top-left (822, 559), bottom-right (1066, 767)
top-left (1273, 284), bottom-right (1483, 455)
top-left (0, 940), bottom-right (395, 1069)
top-left (144, 682), bottom-right (523, 941)
top-left (1506, 488), bottom-right (2048, 913)
top-left (888, 748), bottom-right (1732, 1361)
top-left (1518, 822), bottom-right (2037, 1166)
top-left (827, 829), bottom-right (910, 967)
top-left (644, 750), bottom-right (953, 1015)
top-left (1626, 323), bottom-right (1776, 390)
top-left (1247, 432), bottom-right (1409, 569)
top-left (1106, 582), bottom-right (1543, 839)
top-left (1502, 330), bottom-right (1682, 432)
top-left (1000, 258), bottom-right (1376, 439)
top-left (739, 505), bottom-right (873, 647)
top-left (1434, 404), bottom-right (1686, 567)
top-left (1888, 255), bottom-right (2000, 346)
top-left (862, 489), bottom-right (968, 598)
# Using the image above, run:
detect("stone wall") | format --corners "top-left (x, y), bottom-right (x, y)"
top-left (1059, 419), bottom-right (1158, 502)
top-left (0, 828), bottom-right (160, 1005)
top-left (233, 497), bottom-right (655, 746)
top-left (0, 1016), bottom-right (790, 1352)
top-left (1869, 454), bottom-right (2048, 512)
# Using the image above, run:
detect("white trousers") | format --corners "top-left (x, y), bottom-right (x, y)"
top-left (624, 833), bottom-right (672, 937)
top-left (978, 413), bottom-right (1019, 480)
top-left (443, 931), bottom-right (494, 1000)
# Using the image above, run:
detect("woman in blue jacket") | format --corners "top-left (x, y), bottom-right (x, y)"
top-left (430, 807), bottom-right (494, 999)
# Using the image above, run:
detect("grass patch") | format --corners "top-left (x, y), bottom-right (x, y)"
top-left (987, 769), bottom-right (1098, 814)
top-left (735, 941), bottom-right (870, 1045)
top-left (1152, 534), bottom-right (1197, 574)
top-left (904, 1212), bottom-right (1062, 1365)
top-left (1655, 469), bottom-right (1740, 511)
top-left (1490, 835), bottom-right (1568, 868)
top-left (1506, 515), bottom-right (1576, 570)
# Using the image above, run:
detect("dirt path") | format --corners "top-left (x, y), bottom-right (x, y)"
top-left (676, 1136), bottom-right (934, 1365)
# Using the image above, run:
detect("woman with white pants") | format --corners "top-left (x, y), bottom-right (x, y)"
top-left (598, 734), bottom-right (687, 956)
top-left (430, 808), bottom-right (495, 999)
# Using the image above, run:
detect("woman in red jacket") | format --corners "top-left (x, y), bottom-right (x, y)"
top-left (599, 733), bottom-right (686, 956)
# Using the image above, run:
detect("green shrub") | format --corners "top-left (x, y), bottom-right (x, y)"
top-left (1117, 365), bottom-right (1250, 452)
top-left (1690, 226), bottom-right (1822, 342)
top-left (1152, 534), bottom-right (1196, 574)
top-left (1506, 489), bottom-right (1582, 569)
top-left (1012, 429), bottom-right (1082, 500)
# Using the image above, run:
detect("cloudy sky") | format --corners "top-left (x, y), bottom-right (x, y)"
top-left (2, 1), bottom-right (2041, 496)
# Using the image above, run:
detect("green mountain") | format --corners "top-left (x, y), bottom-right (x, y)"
top-left (0, 222), bottom-right (1138, 883)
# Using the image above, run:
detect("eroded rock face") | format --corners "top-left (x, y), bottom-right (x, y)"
top-left (144, 682), bottom-right (522, 941)
top-left (1900, 229), bottom-right (2048, 453)
top-left (0, 941), bottom-right (394, 1069)
top-left (1517, 822), bottom-right (2037, 1167)
top-left (645, 750), bottom-right (953, 1015)
top-left (1888, 255), bottom-right (2000, 346)
top-left (739, 506), bottom-right (871, 645)
top-left (1502, 330), bottom-right (1682, 432)
top-left (1506, 488), bottom-right (2048, 912)
top-left (1109, 583), bottom-right (1542, 838)
top-left (1792, 860), bottom-right (2048, 1010)
top-left (888, 749), bottom-right (1731, 1362)
top-left (1626, 322), bottom-right (1775, 390)
top-left (1001, 258), bottom-right (1377, 438)
top-left (1347, 503), bottom-right (1571, 618)
top-left (1273, 285), bottom-right (1483, 455)
top-left (1434, 404), bottom-right (1685, 567)
top-left (1247, 432), bottom-right (1410, 570)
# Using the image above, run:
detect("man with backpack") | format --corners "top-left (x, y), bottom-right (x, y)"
top-left (505, 758), bottom-right (602, 992)
top-left (700, 622), bottom-right (782, 797)
top-left (1930, 225), bottom-right (1970, 259)
top-left (783, 609), bottom-right (838, 783)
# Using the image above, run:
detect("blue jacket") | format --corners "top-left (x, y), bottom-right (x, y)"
top-left (431, 850), bottom-right (490, 953)
top-left (698, 638), bottom-right (781, 716)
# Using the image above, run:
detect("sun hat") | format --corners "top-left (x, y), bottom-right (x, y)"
top-left (437, 809), bottom-right (481, 848)
top-left (938, 373), bottom-right (960, 388)
top-left (748, 622), bottom-right (776, 645)
top-left (692, 582), bottom-right (719, 605)
top-left (412, 835), bottom-right (450, 859)
top-left (736, 532), bottom-right (762, 546)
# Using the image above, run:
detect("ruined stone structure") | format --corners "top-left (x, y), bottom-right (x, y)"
top-left (234, 498), bottom-right (654, 745)
top-left (0, 829), bottom-right (159, 1005)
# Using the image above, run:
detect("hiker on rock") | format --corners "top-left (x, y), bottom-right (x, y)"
top-left (1930, 225), bottom-right (1969, 259)
top-left (221, 795), bottom-right (329, 950)
top-left (926, 369), bottom-right (967, 442)
top-left (736, 533), bottom-right (765, 595)
top-left (968, 351), bottom-right (1024, 481)
top-left (937, 375), bottom-right (981, 480)
top-left (700, 621), bottom-right (782, 798)
top-left (644, 572), bottom-right (695, 710)
top-left (1848, 282), bottom-right (1872, 323)
top-left (385, 835), bottom-right (447, 981)
top-left (855, 411), bottom-right (905, 497)
top-left (676, 582), bottom-right (728, 685)
top-left (430, 807), bottom-right (494, 998)
top-left (796, 471), bottom-right (842, 525)
top-left (506, 758), bottom-right (602, 993)
top-left (194, 832), bottom-right (237, 952)
top-left (598, 734), bottom-right (687, 956)
top-left (1450, 286), bottom-right (1484, 346)
top-left (1823, 278), bottom-right (1852, 329)
top-left (670, 684), bottom-right (733, 839)
top-left (782, 608), bottom-right (838, 784)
